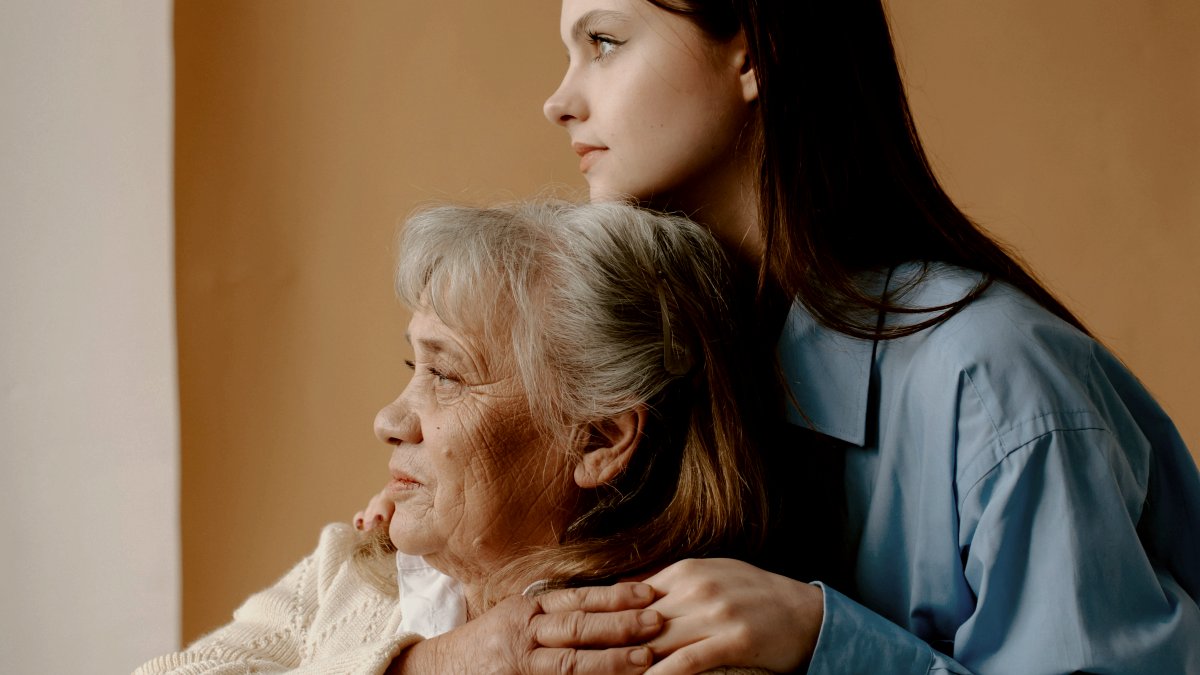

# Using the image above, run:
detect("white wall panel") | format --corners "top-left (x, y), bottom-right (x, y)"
top-left (0, 2), bottom-right (178, 672)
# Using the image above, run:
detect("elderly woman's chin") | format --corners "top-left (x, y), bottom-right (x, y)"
top-left (384, 489), bottom-right (440, 557)
top-left (384, 487), bottom-right (571, 588)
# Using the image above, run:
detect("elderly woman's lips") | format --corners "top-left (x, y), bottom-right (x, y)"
top-left (387, 472), bottom-right (422, 495)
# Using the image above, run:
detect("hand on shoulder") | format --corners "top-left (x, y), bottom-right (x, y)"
top-left (642, 559), bottom-right (823, 675)
top-left (391, 582), bottom-right (663, 675)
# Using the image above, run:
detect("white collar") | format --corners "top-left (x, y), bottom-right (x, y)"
top-left (395, 553), bottom-right (467, 639)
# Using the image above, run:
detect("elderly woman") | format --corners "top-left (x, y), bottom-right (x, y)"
top-left (136, 201), bottom-right (794, 674)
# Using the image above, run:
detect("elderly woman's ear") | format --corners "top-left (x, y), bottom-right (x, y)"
top-left (572, 406), bottom-right (647, 488)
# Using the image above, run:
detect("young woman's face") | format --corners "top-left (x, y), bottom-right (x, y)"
top-left (544, 0), bottom-right (755, 209)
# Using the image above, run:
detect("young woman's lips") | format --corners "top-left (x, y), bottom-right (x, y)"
top-left (573, 143), bottom-right (607, 173)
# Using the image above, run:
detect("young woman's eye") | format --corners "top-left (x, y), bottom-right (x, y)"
top-left (587, 32), bottom-right (624, 60)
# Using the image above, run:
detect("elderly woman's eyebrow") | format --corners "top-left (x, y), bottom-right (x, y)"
top-left (571, 9), bottom-right (630, 41)
top-left (405, 332), bottom-right (468, 362)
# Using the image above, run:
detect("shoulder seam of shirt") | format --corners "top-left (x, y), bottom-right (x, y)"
top-left (957, 364), bottom-right (1111, 488)
top-left (958, 422), bottom-right (1112, 507)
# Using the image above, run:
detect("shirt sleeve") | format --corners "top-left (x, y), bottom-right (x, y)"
top-left (808, 427), bottom-right (1200, 674)
top-left (806, 584), bottom-right (972, 674)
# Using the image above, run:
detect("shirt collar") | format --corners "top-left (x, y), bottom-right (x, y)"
top-left (395, 553), bottom-right (466, 639)
top-left (777, 301), bottom-right (877, 447)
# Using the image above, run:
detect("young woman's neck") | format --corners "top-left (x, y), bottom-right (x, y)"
top-left (654, 154), bottom-right (764, 268)
top-left (689, 184), bottom-right (763, 267)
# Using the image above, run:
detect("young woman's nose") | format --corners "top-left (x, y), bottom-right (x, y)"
top-left (543, 72), bottom-right (585, 126)
top-left (374, 398), bottom-right (422, 445)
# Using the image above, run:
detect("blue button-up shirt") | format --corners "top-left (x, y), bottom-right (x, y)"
top-left (781, 264), bottom-right (1200, 674)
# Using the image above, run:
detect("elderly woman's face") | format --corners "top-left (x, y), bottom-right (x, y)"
top-left (373, 306), bottom-right (580, 581)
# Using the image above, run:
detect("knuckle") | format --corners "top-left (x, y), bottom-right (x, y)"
top-left (675, 648), bottom-right (705, 672)
top-left (565, 611), bottom-right (587, 642)
top-left (566, 586), bottom-right (591, 605)
top-left (710, 598), bottom-right (738, 622)
top-left (692, 578), bottom-right (722, 600)
top-left (545, 586), bottom-right (589, 612)
top-left (623, 613), bottom-right (647, 640)
top-left (609, 614), bottom-right (638, 642)
top-left (526, 595), bottom-right (546, 617)
top-left (553, 650), bottom-right (578, 675)
top-left (623, 582), bottom-right (652, 604)
top-left (728, 623), bottom-right (754, 649)
top-left (507, 597), bottom-right (537, 627)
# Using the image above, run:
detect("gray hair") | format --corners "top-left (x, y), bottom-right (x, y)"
top-left (395, 200), bottom-right (767, 593)
top-left (396, 200), bottom-right (730, 441)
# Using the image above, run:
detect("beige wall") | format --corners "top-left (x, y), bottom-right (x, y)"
top-left (174, 0), bottom-right (576, 641)
top-left (175, 1), bottom-right (1200, 643)
top-left (888, 0), bottom-right (1200, 455)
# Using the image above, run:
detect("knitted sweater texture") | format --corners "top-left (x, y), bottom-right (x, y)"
top-left (134, 523), bottom-right (420, 675)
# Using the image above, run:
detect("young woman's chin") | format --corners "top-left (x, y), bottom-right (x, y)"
top-left (585, 175), bottom-right (688, 211)
top-left (588, 186), bottom-right (635, 205)
top-left (584, 177), bottom-right (639, 205)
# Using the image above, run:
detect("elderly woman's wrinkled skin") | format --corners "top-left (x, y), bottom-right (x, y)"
top-left (373, 306), bottom-right (581, 600)
top-left (372, 306), bottom-right (672, 675)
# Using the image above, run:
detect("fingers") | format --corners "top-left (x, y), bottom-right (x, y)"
top-left (525, 646), bottom-right (653, 675)
top-left (538, 582), bottom-right (659, 613)
top-left (354, 489), bottom-right (396, 531)
top-left (533, 584), bottom-right (663, 648)
top-left (643, 642), bottom-right (726, 675)
top-left (367, 493), bottom-right (395, 520)
top-left (640, 559), bottom-right (822, 673)
top-left (533, 608), bottom-right (663, 648)
top-left (644, 614), bottom-right (710, 657)
top-left (352, 510), bottom-right (387, 531)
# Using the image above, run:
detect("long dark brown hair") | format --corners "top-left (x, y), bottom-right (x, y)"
top-left (646, 0), bottom-right (1090, 339)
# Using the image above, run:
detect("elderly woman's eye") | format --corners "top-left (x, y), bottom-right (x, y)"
top-left (427, 366), bottom-right (456, 386)
top-left (404, 360), bottom-right (457, 388)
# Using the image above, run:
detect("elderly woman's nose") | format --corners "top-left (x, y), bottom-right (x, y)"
top-left (374, 399), bottom-right (421, 445)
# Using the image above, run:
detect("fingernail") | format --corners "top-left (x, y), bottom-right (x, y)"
top-left (633, 583), bottom-right (653, 600)
top-left (629, 647), bottom-right (651, 666)
top-left (639, 609), bottom-right (659, 627)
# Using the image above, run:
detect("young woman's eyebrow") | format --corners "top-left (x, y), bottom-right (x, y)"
top-left (571, 9), bottom-right (630, 41)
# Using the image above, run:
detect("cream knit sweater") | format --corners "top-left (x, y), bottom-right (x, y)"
top-left (134, 524), bottom-right (421, 674)
top-left (134, 523), bottom-right (768, 675)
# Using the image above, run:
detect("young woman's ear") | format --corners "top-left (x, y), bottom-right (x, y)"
top-left (732, 31), bottom-right (758, 103)
top-left (573, 407), bottom-right (646, 489)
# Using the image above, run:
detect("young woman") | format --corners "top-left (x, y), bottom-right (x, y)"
top-left (537, 1), bottom-right (1200, 673)
top-left (361, 1), bottom-right (1200, 673)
